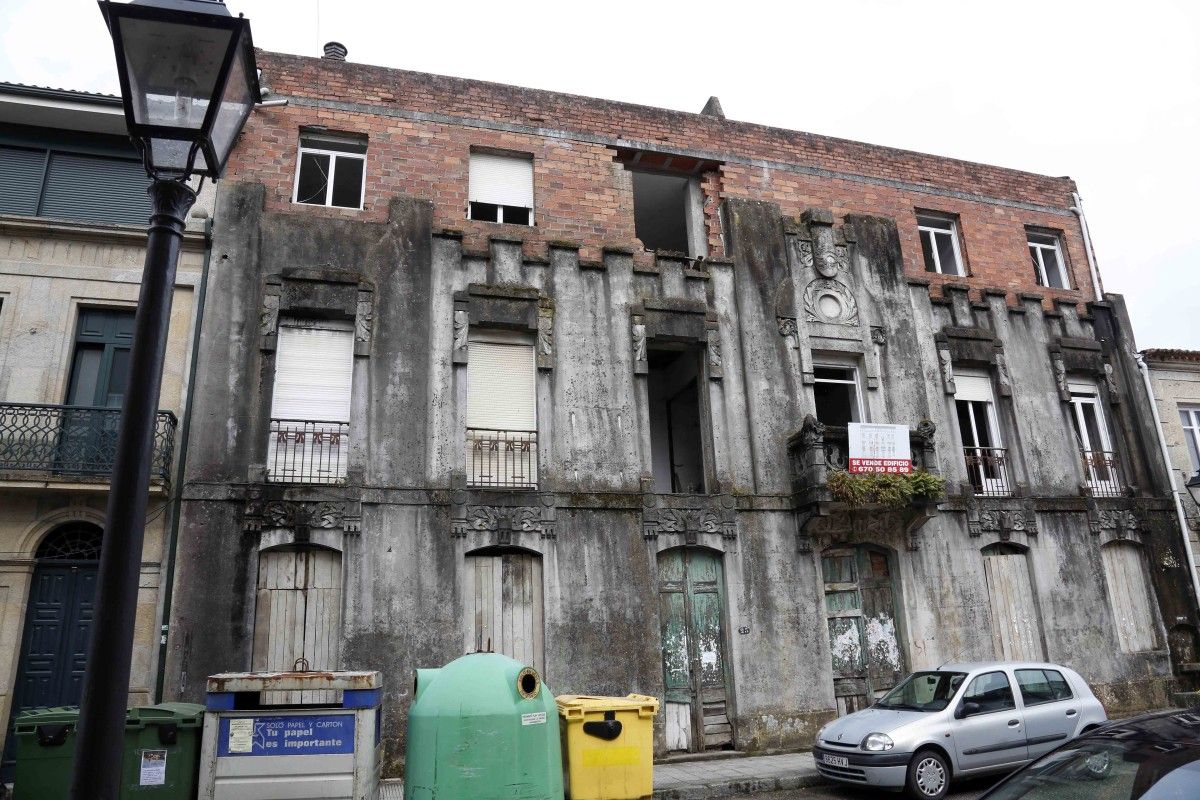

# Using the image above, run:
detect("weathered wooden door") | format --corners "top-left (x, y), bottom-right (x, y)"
top-left (2, 525), bottom-right (101, 781)
top-left (658, 547), bottom-right (732, 753)
top-left (982, 544), bottom-right (1045, 661)
top-left (462, 551), bottom-right (544, 671)
top-left (253, 548), bottom-right (342, 704)
top-left (822, 546), bottom-right (905, 715)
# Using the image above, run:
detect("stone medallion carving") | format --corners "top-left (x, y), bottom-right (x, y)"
top-left (451, 496), bottom-right (557, 542)
top-left (803, 279), bottom-right (858, 325)
top-left (643, 495), bottom-right (737, 543)
top-left (967, 502), bottom-right (1038, 540)
top-left (243, 498), bottom-right (362, 534)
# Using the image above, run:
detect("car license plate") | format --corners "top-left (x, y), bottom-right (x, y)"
top-left (822, 754), bottom-right (849, 768)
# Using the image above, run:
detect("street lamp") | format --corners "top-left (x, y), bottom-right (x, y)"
top-left (73, 3), bottom-right (258, 798)
top-left (1186, 472), bottom-right (1200, 507)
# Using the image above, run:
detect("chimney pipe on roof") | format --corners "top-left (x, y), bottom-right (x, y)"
top-left (323, 41), bottom-right (348, 61)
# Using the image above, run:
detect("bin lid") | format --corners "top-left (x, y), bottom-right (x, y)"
top-left (13, 706), bottom-right (80, 727)
top-left (207, 670), bottom-right (380, 693)
top-left (556, 694), bottom-right (659, 719)
top-left (126, 702), bottom-right (205, 728)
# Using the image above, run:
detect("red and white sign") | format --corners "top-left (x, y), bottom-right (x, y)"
top-left (847, 423), bottom-right (912, 474)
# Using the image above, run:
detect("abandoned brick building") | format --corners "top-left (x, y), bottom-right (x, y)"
top-left (163, 44), bottom-right (1200, 771)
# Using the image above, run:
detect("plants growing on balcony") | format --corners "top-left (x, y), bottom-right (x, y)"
top-left (827, 469), bottom-right (946, 509)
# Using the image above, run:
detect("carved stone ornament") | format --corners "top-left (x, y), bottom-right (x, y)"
top-left (798, 241), bottom-right (814, 270)
top-left (994, 349), bottom-right (1013, 397)
top-left (1051, 352), bottom-right (1070, 401)
top-left (537, 307), bottom-right (554, 361)
top-left (938, 347), bottom-right (956, 395)
top-left (777, 317), bottom-right (799, 350)
top-left (355, 289), bottom-right (373, 344)
top-left (796, 508), bottom-right (927, 554)
top-left (1103, 363), bottom-right (1121, 404)
top-left (803, 278), bottom-right (859, 325)
top-left (259, 293), bottom-right (280, 337)
top-left (1089, 506), bottom-right (1140, 538)
top-left (816, 247), bottom-right (841, 279)
top-left (870, 326), bottom-right (886, 346)
top-left (967, 500), bottom-right (1038, 540)
top-left (643, 496), bottom-right (737, 543)
top-left (632, 319), bottom-right (648, 375)
top-left (452, 308), bottom-right (469, 364)
top-left (707, 328), bottom-right (724, 379)
top-left (243, 498), bottom-right (362, 534)
top-left (451, 497), bottom-right (557, 542)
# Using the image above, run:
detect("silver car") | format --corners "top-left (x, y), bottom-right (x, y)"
top-left (812, 662), bottom-right (1108, 799)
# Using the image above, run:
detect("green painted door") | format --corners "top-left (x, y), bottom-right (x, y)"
top-left (658, 547), bottom-right (732, 752)
top-left (58, 308), bottom-right (135, 472)
top-left (822, 546), bottom-right (905, 715)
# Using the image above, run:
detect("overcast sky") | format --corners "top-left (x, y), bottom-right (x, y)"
top-left (2, 0), bottom-right (1197, 349)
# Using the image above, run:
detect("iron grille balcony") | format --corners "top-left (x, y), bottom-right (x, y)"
top-left (963, 447), bottom-right (1013, 497)
top-left (1081, 449), bottom-right (1124, 497)
top-left (267, 418), bottom-right (349, 485)
top-left (467, 428), bottom-right (538, 490)
top-left (0, 402), bottom-right (176, 484)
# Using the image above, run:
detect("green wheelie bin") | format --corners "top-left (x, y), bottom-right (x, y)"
top-left (12, 702), bottom-right (204, 799)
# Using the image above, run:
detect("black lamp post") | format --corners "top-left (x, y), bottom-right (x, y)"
top-left (73, 3), bottom-right (258, 797)
top-left (1186, 472), bottom-right (1200, 508)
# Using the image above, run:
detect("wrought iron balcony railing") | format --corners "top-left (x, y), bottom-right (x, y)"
top-left (0, 402), bottom-right (176, 484)
top-left (963, 446), bottom-right (1013, 497)
top-left (267, 418), bottom-right (349, 485)
top-left (1081, 449), bottom-right (1124, 497)
top-left (467, 428), bottom-right (538, 490)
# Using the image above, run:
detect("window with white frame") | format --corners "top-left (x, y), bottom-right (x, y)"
top-left (268, 320), bottom-right (354, 483)
top-left (1069, 381), bottom-right (1120, 494)
top-left (812, 364), bottom-right (864, 428)
top-left (468, 151), bottom-right (534, 225)
top-left (916, 212), bottom-right (965, 276)
top-left (1180, 405), bottom-right (1200, 478)
top-left (293, 134), bottom-right (367, 209)
top-left (466, 330), bottom-right (537, 489)
top-left (955, 372), bottom-right (1010, 496)
top-left (1027, 230), bottom-right (1069, 289)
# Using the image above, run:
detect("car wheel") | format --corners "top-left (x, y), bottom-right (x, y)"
top-left (906, 749), bottom-right (950, 800)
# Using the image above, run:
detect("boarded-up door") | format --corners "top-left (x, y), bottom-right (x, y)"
top-left (658, 548), bottom-right (732, 753)
top-left (253, 548), bottom-right (342, 704)
top-left (982, 545), bottom-right (1045, 662)
top-left (822, 547), bottom-right (905, 716)
top-left (463, 552), bottom-right (544, 671)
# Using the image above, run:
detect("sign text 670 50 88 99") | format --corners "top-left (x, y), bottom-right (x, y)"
top-left (847, 423), bottom-right (912, 475)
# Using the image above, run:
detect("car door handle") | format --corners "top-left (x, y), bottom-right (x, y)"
top-left (1008, 720), bottom-right (1020, 727)
top-left (1066, 709), bottom-right (1078, 717)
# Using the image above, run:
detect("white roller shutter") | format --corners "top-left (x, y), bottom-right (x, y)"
top-left (954, 373), bottom-right (995, 403)
top-left (467, 341), bottom-right (536, 431)
top-left (271, 321), bottom-right (354, 422)
top-left (469, 153), bottom-right (534, 209)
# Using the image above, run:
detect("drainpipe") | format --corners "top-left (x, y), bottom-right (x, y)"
top-left (1136, 352), bottom-right (1200, 611)
top-left (154, 216), bottom-right (212, 702)
top-left (1069, 191), bottom-right (1104, 302)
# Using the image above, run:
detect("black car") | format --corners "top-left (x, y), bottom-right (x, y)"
top-left (981, 706), bottom-right (1200, 799)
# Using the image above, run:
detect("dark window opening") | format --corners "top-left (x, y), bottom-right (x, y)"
top-left (631, 170), bottom-right (691, 254)
top-left (813, 365), bottom-right (860, 427)
top-left (648, 347), bottom-right (706, 493)
top-left (468, 201), bottom-right (530, 225)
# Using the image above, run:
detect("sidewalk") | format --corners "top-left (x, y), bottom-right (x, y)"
top-left (379, 751), bottom-right (824, 800)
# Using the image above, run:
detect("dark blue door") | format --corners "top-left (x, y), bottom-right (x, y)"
top-left (2, 525), bottom-right (101, 781)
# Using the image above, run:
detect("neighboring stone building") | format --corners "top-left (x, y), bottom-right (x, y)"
top-left (0, 84), bottom-right (210, 777)
top-left (164, 45), bottom-right (1198, 772)
top-left (1142, 349), bottom-right (1200, 602)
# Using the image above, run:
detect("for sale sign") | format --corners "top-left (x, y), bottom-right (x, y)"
top-left (847, 423), bottom-right (912, 474)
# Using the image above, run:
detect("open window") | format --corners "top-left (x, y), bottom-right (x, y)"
top-left (812, 364), bottom-right (864, 427)
top-left (955, 372), bottom-right (1011, 496)
top-left (1069, 381), bottom-right (1121, 496)
top-left (1027, 229), bottom-right (1069, 289)
top-left (293, 132), bottom-right (367, 209)
top-left (468, 151), bottom-right (534, 225)
top-left (648, 346), bottom-right (706, 493)
top-left (916, 211), bottom-right (965, 276)
top-left (615, 150), bottom-right (716, 258)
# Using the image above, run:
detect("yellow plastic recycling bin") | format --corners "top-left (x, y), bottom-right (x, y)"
top-left (556, 694), bottom-right (659, 800)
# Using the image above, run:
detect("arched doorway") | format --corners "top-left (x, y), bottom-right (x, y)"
top-left (462, 548), bottom-right (545, 672)
top-left (657, 547), bottom-right (732, 753)
top-left (820, 544), bottom-right (905, 715)
top-left (982, 542), bottom-right (1045, 661)
top-left (2, 523), bottom-right (102, 779)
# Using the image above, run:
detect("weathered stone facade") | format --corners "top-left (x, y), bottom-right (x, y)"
top-left (164, 50), bottom-right (1197, 774)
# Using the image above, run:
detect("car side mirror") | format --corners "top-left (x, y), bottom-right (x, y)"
top-left (956, 701), bottom-right (982, 719)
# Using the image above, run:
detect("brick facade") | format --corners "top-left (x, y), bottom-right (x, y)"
top-left (230, 50), bottom-right (1092, 306)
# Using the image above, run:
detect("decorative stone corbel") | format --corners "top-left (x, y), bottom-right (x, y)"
top-left (452, 302), bottom-right (470, 365)
top-left (354, 287), bottom-right (374, 355)
top-left (536, 303), bottom-right (554, 370)
top-left (993, 345), bottom-right (1012, 397)
top-left (777, 317), bottom-right (799, 350)
top-left (937, 344), bottom-right (956, 395)
top-left (632, 314), bottom-right (648, 375)
top-left (1103, 362), bottom-right (1121, 404)
top-left (706, 325), bottom-right (724, 380)
top-left (1050, 349), bottom-right (1070, 402)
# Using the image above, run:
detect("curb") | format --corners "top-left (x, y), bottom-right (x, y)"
top-left (653, 770), bottom-right (828, 800)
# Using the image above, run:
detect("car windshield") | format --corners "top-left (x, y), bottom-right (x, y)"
top-left (875, 671), bottom-right (966, 712)
top-left (985, 738), bottom-right (1200, 800)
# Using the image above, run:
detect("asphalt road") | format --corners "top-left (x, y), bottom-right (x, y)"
top-left (724, 774), bottom-right (1002, 800)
